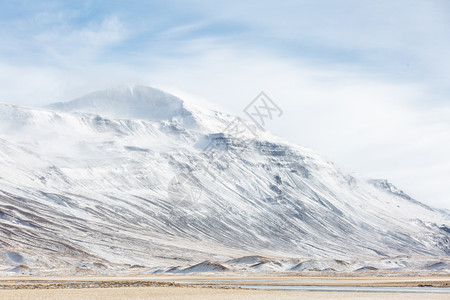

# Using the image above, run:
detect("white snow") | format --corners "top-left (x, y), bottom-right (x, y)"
top-left (0, 85), bottom-right (448, 275)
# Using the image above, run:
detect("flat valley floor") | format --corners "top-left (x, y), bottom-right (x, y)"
top-left (1, 276), bottom-right (449, 299)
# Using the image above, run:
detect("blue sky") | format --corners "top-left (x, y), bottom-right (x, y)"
top-left (0, 0), bottom-right (449, 208)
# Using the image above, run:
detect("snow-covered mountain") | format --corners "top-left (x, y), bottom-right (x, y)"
top-left (0, 85), bottom-right (448, 275)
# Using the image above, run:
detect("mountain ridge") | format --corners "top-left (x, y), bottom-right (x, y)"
top-left (0, 85), bottom-right (448, 275)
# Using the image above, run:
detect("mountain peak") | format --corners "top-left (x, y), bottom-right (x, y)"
top-left (47, 85), bottom-right (192, 122)
top-left (1, 85), bottom-right (450, 275)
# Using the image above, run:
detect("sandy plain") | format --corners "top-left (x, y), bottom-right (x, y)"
top-left (0, 275), bottom-right (449, 299)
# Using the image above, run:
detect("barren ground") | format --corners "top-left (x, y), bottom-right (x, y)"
top-left (0, 276), bottom-right (449, 299)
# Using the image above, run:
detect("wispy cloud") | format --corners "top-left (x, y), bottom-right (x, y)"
top-left (34, 15), bottom-right (126, 65)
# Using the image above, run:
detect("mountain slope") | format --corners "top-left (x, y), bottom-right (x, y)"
top-left (0, 85), bottom-right (448, 275)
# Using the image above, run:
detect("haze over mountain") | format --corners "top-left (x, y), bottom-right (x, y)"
top-left (0, 85), bottom-right (448, 275)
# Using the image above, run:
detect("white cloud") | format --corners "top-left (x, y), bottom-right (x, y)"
top-left (32, 16), bottom-right (126, 65)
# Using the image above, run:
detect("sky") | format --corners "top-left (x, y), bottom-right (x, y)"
top-left (0, 0), bottom-right (449, 209)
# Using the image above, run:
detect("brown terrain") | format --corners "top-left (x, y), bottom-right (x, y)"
top-left (0, 275), bottom-right (449, 299)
